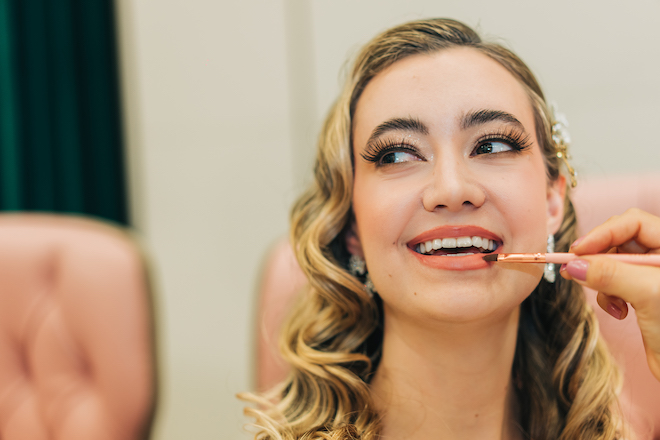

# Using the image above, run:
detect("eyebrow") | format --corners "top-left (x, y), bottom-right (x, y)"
top-left (367, 117), bottom-right (429, 144)
top-left (366, 110), bottom-right (525, 144)
top-left (460, 109), bottom-right (524, 130)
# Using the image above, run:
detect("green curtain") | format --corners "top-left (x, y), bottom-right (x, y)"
top-left (0, 0), bottom-right (127, 225)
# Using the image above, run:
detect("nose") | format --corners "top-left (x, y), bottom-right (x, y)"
top-left (422, 157), bottom-right (486, 212)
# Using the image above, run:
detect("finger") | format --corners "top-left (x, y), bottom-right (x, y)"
top-left (571, 208), bottom-right (660, 255)
top-left (616, 239), bottom-right (648, 254)
top-left (561, 260), bottom-right (632, 319)
top-left (564, 255), bottom-right (660, 308)
top-left (596, 291), bottom-right (629, 320)
top-left (560, 247), bottom-right (617, 279)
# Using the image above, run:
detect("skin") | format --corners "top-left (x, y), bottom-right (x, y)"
top-left (349, 48), bottom-right (565, 440)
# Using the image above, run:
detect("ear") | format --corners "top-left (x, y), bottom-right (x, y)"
top-left (345, 221), bottom-right (364, 258)
top-left (547, 174), bottom-right (566, 236)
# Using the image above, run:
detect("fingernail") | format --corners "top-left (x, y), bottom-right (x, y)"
top-left (566, 259), bottom-right (588, 281)
top-left (559, 263), bottom-right (567, 273)
top-left (570, 236), bottom-right (585, 249)
top-left (607, 303), bottom-right (623, 320)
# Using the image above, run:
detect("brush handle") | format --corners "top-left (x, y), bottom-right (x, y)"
top-left (546, 253), bottom-right (660, 267)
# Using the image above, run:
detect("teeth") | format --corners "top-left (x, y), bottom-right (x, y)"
top-left (416, 235), bottom-right (498, 255)
top-left (442, 238), bottom-right (457, 248)
top-left (456, 237), bottom-right (471, 247)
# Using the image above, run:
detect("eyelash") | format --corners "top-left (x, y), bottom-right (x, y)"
top-left (360, 137), bottom-right (422, 164)
top-left (360, 127), bottom-right (533, 166)
top-left (472, 127), bottom-right (533, 156)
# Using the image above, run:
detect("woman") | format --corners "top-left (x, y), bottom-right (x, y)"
top-left (244, 18), bottom-right (660, 440)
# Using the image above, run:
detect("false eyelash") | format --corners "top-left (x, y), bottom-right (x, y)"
top-left (360, 137), bottom-right (422, 164)
top-left (474, 127), bottom-right (533, 154)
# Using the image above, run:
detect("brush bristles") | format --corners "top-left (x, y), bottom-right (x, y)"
top-left (482, 253), bottom-right (499, 262)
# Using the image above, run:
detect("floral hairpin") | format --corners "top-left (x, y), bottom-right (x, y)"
top-left (550, 103), bottom-right (578, 188)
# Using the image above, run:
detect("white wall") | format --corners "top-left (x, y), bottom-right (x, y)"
top-left (115, 1), bottom-right (660, 439)
top-left (115, 1), bottom-right (296, 438)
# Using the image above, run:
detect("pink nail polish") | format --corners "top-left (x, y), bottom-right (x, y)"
top-left (570, 236), bottom-right (585, 249)
top-left (566, 259), bottom-right (588, 281)
top-left (607, 303), bottom-right (623, 320)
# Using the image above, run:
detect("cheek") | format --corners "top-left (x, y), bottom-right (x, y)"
top-left (352, 174), bottom-right (417, 255)
top-left (499, 157), bottom-right (551, 246)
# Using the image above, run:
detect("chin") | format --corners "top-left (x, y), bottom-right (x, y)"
top-left (377, 273), bottom-right (541, 325)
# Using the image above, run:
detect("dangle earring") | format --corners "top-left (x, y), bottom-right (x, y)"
top-left (348, 254), bottom-right (376, 297)
top-left (348, 254), bottom-right (366, 277)
top-left (544, 234), bottom-right (556, 283)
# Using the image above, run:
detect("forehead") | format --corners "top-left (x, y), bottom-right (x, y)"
top-left (353, 48), bottom-right (536, 139)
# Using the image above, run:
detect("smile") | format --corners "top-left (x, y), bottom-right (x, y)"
top-left (407, 226), bottom-right (502, 270)
top-left (416, 236), bottom-right (497, 256)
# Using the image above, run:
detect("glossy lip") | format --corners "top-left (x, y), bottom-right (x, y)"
top-left (407, 225), bottom-right (503, 271)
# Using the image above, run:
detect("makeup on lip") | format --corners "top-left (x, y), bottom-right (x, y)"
top-left (409, 225), bottom-right (502, 271)
top-left (409, 225), bottom-right (502, 248)
top-left (482, 252), bottom-right (660, 267)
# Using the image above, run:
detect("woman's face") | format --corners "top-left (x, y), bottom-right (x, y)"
top-left (350, 48), bottom-right (565, 325)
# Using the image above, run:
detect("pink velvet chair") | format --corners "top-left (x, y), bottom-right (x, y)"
top-left (0, 214), bottom-right (156, 440)
top-left (572, 174), bottom-right (660, 439)
top-left (256, 173), bottom-right (660, 438)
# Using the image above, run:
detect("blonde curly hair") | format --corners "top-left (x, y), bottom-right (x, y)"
top-left (243, 18), bottom-right (623, 440)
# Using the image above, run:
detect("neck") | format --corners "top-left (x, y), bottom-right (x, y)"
top-left (370, 306), bottom-right (523, 440)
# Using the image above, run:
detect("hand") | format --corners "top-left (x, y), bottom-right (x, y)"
top-left (560, 208), bottom-right (660, 382)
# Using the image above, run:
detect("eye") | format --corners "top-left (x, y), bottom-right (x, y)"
top-left (474, 141), bottom-right (513, 155)
top-left (471, 128), bottom-right (533, 157)
top-left (380, 150), bottom-right (421, 164)
top-left (361, 138), bottom-right (425, 167)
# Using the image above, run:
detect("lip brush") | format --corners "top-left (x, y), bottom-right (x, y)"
top-left (482, 252), bottom-right (660, 267)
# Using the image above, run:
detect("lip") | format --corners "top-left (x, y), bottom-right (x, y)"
top-left (408, 225), bottom-right (502, 247)
top-left (407, 225), bottom-right (503, 271)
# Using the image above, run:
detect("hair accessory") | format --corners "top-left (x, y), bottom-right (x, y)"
top-left (348, 254), bottom-right (376, 297)
top-left (544, 234), bottom-right (556, 283)
top-left (549, 103), bottom-right (578, 188)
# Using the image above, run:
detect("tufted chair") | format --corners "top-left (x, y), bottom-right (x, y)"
top-left (0, 214), bottom-right (156, 440)
top-left (256, 173), bottom-right (660, 439)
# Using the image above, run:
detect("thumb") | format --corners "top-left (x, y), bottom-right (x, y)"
top-left (564, 256), bottom-right (658, 309)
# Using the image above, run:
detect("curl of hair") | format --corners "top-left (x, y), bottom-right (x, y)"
top-left (242, 18), bottom-right (624, 440)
